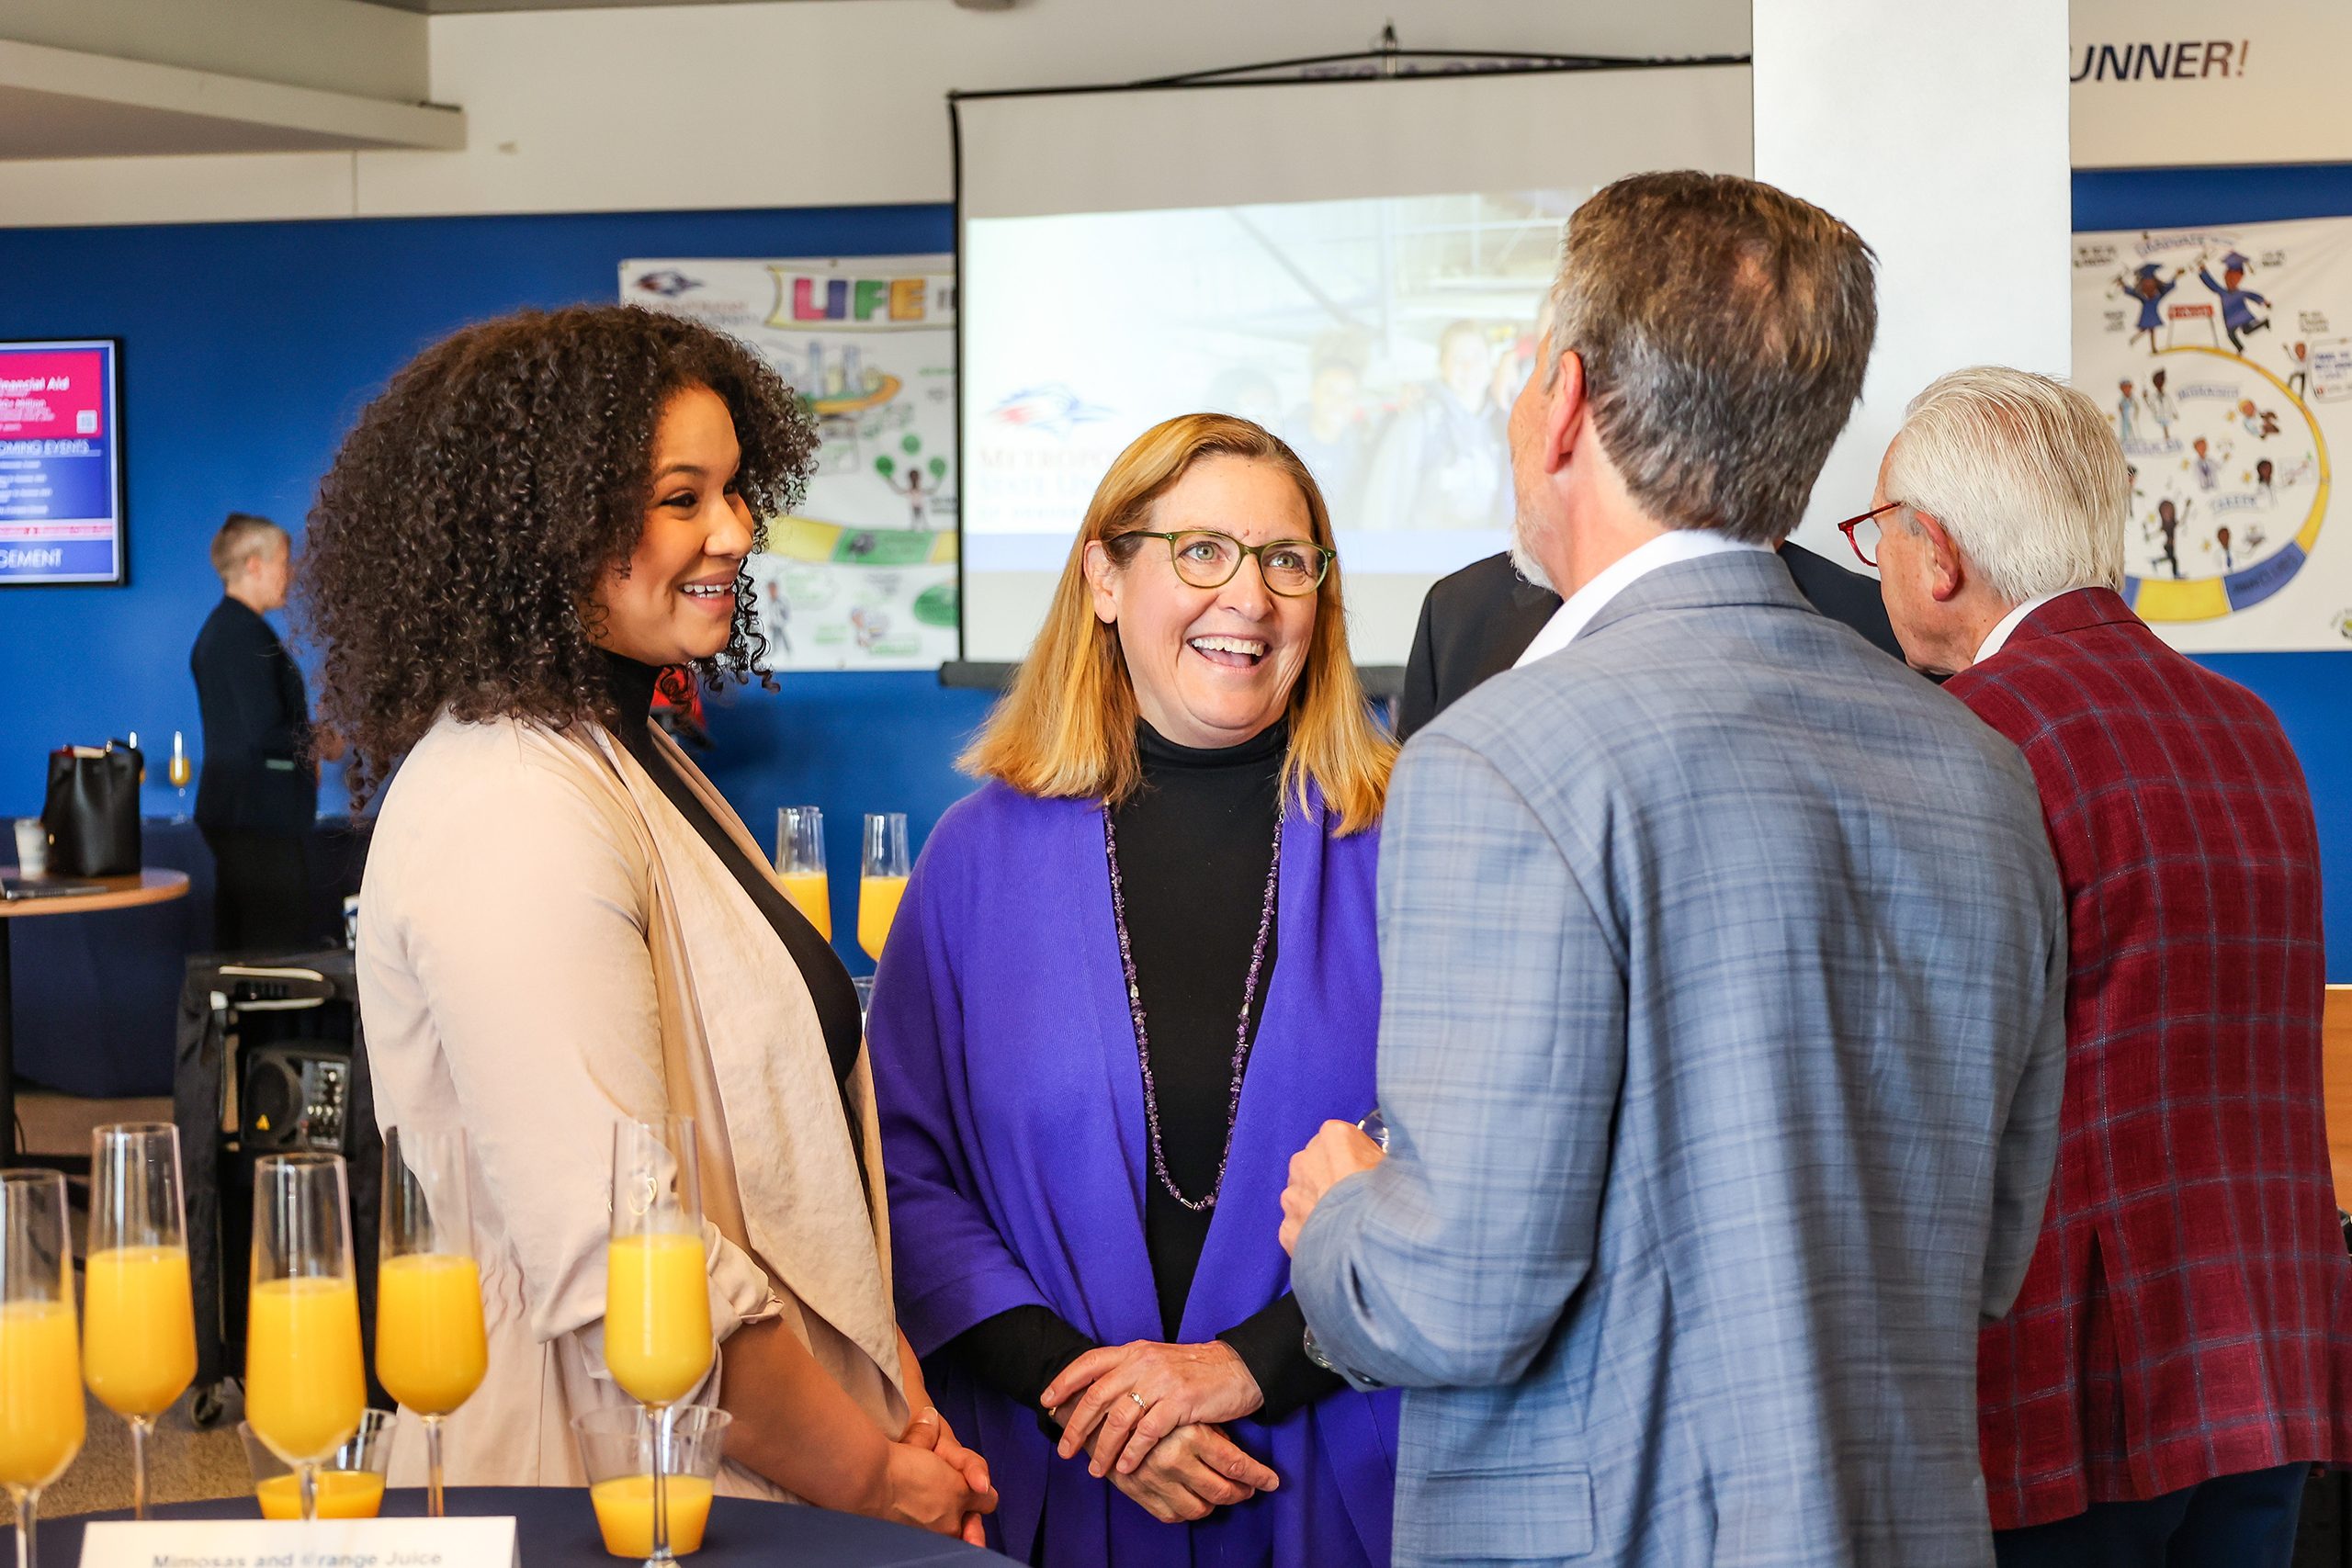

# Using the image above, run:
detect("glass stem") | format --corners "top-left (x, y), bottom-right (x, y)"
top-left (15, 1485), bottom-right (36, 1568)
top-left (130, 1416), bottom-right (153, 1520)
top-left (648, 1404), bottom-right (672, 1566)
top-left (299, 1463), bottom-right (318, 1523)
top-left (424, 1415), bottom-right (445, 1518)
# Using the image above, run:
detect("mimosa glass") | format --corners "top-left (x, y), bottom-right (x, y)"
top-left (84, 1122), bottom-right (196, 1519)
top-left (242, 1410), bottom-right (393, 1519)
top-left (378, 1125), bottom-right (486, 1518)
top-left (245, 1153), bottom-right (367, 1522)
top-left (857, 812), bottom-right (910, 961)
top-left (774, 807), bottom-right (830, 941)
top-left (606, 1118), bottom-right (711, 1567)
top-left (0, 1170), bottom-right (82, 1568)
top-left (166, 731), bottom-right (192, 816)
top-left (574, 1405), bottom-right (731, 1560)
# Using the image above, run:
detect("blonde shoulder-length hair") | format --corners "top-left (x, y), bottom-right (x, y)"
top-left (960, 412), bottom-right (1394, 834)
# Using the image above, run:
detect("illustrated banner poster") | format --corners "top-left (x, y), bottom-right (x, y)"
top-left (2075, 217), bottom-right (2352, 650)
top-left (622, 257), bottom-right (957, 670)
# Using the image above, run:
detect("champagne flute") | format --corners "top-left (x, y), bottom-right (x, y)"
top-left (605, 1118), bottom-right (712, 1568)
top-left (0, 1170), bottom-right (83, 1568)
top-left (857, 812), bottom-right (910, 963)
top-left (775, 807), bottom-right (831, 941)
top-left (167, 732), bottom-right (192, 817)
top-left (245, 1153), bottom-right (367, 1522)
top-left (83, 1123), bottom-right (196, 1520)
top-left (377, 1126), bottom-right (486, 1519)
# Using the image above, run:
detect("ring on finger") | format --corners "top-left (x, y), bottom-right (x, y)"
top-left (1127, 1391), bottom-right (1148, 1409)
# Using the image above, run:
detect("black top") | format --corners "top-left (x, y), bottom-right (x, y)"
top-left (189, 597), bottom-right (317, 832)
top-left (600, 653), bottom-right (864, 1098)
top-left (941, 718), bottom-right (1340, 1424)
top-left (1395, 543), bottom-right (1918, 742)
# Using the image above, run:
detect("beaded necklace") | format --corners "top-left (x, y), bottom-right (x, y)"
top-left (1102, 806), bottom-right (1283, 1213)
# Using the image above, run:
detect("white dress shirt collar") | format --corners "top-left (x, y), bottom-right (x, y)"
top-left (1973, 589), bottom-right (2073, 666)
top-left (1513, 530), bottom-right (1772, 671)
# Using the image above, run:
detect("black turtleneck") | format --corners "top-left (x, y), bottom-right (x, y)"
top-left (599, 653), bottom-right (865, 1107)
top-left (940, 718), bottom-right (1340, 1425)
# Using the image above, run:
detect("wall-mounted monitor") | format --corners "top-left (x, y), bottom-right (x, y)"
top-left (0, 338), bottom-right (126, 587)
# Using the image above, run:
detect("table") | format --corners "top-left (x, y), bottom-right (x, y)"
top-left (31, 1486), bottom-right (1009, 1565)
top-left (0, 867), bottom-right (188, 1166)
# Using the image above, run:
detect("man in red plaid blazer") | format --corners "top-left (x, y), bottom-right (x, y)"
top-left (1864, 367), bottom-right (2351, 1567)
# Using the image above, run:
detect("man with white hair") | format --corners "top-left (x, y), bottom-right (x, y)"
top-left (1869, 367), bottom-right (2352, 1568)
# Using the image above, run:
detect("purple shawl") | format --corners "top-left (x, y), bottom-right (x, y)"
top-left (869, 781), bottom-right (1396, 1567)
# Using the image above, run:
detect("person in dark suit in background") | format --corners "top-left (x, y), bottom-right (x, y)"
top-left (1396, 539), bottom-right (1910, 741)
top-left (191, 513), bottom-right (322, 950)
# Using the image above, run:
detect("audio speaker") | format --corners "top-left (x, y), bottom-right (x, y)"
top-left (240, 1044), bottom-right (353, 1153)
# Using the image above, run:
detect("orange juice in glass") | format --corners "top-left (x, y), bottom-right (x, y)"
top-left (245, 1276), bottom-right (367, 1462)
top-left (606, 1118), bottom-right (713, 1564)
top-left (245, 1154), bottom-right (366, 1520)
top-left (256, 1468), bottom-right (385, 1519)
top-left (82, 1246), bottom-right (196, 1418)
top-left (85, 1121), bottom-right (198, 1519)
top-left (0, 1299), bottom-right (83, 1488)
top-left (379, 1125), bottom-right (488, 1517)
top-left (775, 807), bottom-right (830, 941)
top-left (1, 1170), bottom-right (85, 1567)
top-left (575, 1404), bottom-right (731, 1561)
top-left (857, 813), bottom-right (910, 961)
top-left (375, 1253), bottom-right (487, 1413)
top-left (605, 1232), bottom-right (711, 1406)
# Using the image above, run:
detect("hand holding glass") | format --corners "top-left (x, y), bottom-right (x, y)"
top-left (378, 1125), bottom-right (487, 1517)
top-left (84, 1123), bottom-right (196, 1520)
top-left (0, 1171), bottom-right (83, 1568)
top-left (606, 1118), bottom-right (713, 1566)
top-left (245, 1153), bottom-right (367, 1522)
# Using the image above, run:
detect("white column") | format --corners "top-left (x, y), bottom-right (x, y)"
top-left (1753, 0), bottom-right (2073, 553)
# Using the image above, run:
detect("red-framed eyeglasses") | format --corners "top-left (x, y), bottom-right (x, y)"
top-left (1835, 501), bottom-right (1902, 568)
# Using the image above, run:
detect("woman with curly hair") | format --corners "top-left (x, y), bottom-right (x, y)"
top-left (304, 305), bottom-right (994, 1540)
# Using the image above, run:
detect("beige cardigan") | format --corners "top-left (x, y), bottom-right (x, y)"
top-left (357, 712), bottom-right (905, 1495)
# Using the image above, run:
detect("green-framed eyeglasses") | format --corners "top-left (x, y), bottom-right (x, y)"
top-left (1125, 529), bottom-right (1334, 597)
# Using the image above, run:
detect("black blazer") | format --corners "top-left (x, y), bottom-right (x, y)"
top-left (1396, 543), bottom-right (1912, 742)
top-left (190, 597), bottom-right (317, 832)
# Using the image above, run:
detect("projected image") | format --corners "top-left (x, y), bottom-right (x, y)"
top-left (963, 190), bottom-right (1581, 579)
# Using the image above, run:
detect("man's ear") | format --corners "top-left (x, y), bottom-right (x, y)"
top-left (1081, 539), bottom-right (1120, 625)
top-left (1918, 513), bottom-right (1967, 604)
top-left (1542, 350), bottom-right (1588, 476)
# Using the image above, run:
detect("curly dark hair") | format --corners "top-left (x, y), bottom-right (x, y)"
top-left (297, 304), bottom-right (817, 805)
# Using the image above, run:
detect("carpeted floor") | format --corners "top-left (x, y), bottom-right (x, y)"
top-left (7, 1091), bottom-right (254, 1522)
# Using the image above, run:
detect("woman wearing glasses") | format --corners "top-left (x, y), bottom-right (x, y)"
top-left (869, 413), bottom-right (1399, 1565)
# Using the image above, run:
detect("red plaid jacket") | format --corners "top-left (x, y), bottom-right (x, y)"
top-left (1950, 587), bottom-right (2352, 1529)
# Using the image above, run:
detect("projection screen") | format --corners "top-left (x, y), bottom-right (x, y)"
top-left (954, 62), bottom-right (1752, 667)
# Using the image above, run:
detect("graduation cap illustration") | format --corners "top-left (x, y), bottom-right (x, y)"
top-left (2221, 250), bottom-right (2252, 273)
top-left (2134, 263), bottom-right (2165, 280)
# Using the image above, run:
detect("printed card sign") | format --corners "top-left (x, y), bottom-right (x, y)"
top-left (77, 1515), bottom-right (519, 1568)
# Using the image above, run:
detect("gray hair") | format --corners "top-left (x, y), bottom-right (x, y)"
top-left (1884, 367), bottom-right (2127, 601)
top-left (1542, 171), bottom-right (1878, 545)
top-left (209, 513), bottom-right (287, 586)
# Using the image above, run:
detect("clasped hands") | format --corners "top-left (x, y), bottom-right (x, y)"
top-left (1041, 1340), bottom-right (1277, 1523)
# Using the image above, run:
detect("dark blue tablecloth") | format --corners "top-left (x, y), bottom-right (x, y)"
top-left (10, 816), bottom-right (368, 1097)
top-left (34, 1485), bottom-right (1008, 1565)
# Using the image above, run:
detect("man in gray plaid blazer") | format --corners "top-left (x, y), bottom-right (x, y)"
top-left (1282, 173), bottom-right (2070, 1566)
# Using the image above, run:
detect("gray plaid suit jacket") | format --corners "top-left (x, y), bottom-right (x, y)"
top-left (1293, 551), bottom-right (2068, 1566)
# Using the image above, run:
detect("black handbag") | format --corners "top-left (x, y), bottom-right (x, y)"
top-left (41, 740), bottom-right (142, 876)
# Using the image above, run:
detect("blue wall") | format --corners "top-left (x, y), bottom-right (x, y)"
top-left (0, 175), bottom-right (2343, 978)
top-left (0, 204), bottom-right (994, 974)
